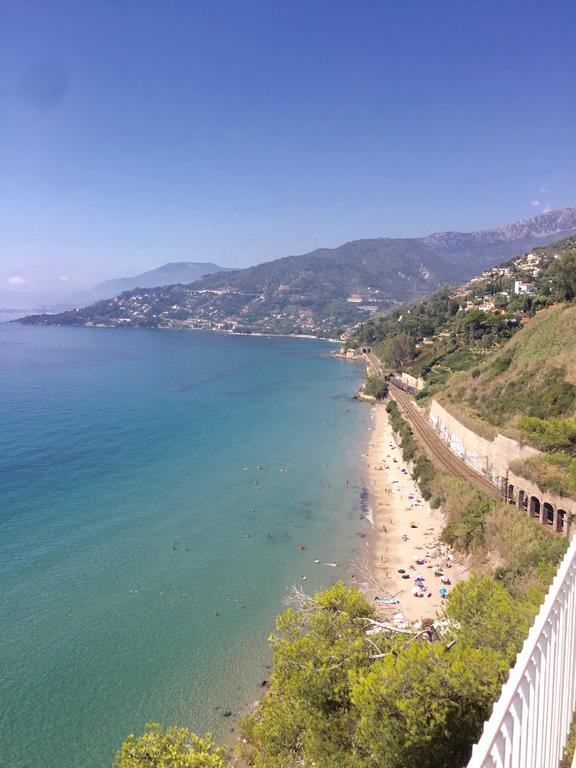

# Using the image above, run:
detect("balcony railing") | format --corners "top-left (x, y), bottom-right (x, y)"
top-left (467, 533), bottom-right (576, 768)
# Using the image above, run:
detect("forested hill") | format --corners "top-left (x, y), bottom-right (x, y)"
top-left (353, 235), bottom-right (576, 389)
top-left (16, 239), bottom-right (459, 336)
top-left (19, 208), bottom-right (576, 337)
top-left (440, 287), bottom-right (576, 502)
top-left (354, 235), bottom-right (576, 499)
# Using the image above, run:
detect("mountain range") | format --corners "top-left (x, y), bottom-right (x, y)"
top-left (0, 262), bottom-right (232, 320)
top-left (71, 262), bottom-right (234, 305)
top-left (18, 208), bottom-right (576, 336)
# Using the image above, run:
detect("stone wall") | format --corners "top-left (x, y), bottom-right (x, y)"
top-left (428, 399), bottom-right (540, 486)
top-left (427, 400), bottom-right (576, 537)
top-left (507, 467), bottom-right (576, 536)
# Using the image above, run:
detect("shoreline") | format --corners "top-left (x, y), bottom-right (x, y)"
top-left (357, 401), bottom-right (466, 624)
top-left (9, 320), bottom-right (341, 343)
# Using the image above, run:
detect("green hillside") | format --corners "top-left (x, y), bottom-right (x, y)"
top-left (440, 302), bottom-right (576, 431)
top-left (19, 212), bottom-right (576, 338)
top-left (353, 235), bottom-right (576, 391)
top-left (439, 301), bottom-right (576, 498)
top-left (352, 237), bottom-right (576, 497)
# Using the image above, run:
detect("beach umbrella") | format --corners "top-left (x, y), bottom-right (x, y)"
top-left (439, 587), bottom-right (447, 597)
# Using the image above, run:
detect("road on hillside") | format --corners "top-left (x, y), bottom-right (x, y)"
top-left (388, 382), bottom-right (501, 499)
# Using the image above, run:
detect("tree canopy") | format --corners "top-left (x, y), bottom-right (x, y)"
top-left (550, 250), bottom-right (576, 302)
top-left (239, 577), bottom-right (532, 768)
top-left (353, 641), bottom-right (507, 768)
top-left (363, 376), bottom-right (389, 399)
top-left (377, 333), bottom-right (416, 368)
top-left (113, 724), bottom-right (226, 768)
top-left (519, 416), bottom-right (576, 454)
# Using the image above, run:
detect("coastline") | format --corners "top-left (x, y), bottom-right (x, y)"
top-left (357, 402), bottom-right (466, 623)
top-left (9, 320), bottom-right (341, 343)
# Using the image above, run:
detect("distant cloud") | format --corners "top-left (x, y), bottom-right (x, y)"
top-left (7, 275), bottom-right (27, 285)
top-left (59, 275), bottom-right (69, 281)
top-left (530, 191), bottom-right (552, 214)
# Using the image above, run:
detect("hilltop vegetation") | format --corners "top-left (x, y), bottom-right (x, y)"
top-left (441, 302), bottom-right (576, 432)
top-left (354, 236), bottom-right (576, 499)
top-left (352, 235), bottom-right (576, 392)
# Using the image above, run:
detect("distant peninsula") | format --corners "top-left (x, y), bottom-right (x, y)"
top-left (18, 208), bottom-right (576, 338)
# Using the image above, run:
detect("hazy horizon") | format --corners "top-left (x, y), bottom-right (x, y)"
top-left (2, 205), bottom-right (576, 307)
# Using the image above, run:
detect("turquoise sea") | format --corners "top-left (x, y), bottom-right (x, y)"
top-left (0, 325), bottom-right (371, 768)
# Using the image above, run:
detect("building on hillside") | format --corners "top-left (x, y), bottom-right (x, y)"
top-left (514, 280), bottom-right (536, 295)
top-left (477, 300), bottom-right (495, 312)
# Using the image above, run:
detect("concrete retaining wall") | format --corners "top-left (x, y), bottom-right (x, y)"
top-left (428, 400), bottom-right (540, 486)
top-left (400, 372), bottom-right (425, 391)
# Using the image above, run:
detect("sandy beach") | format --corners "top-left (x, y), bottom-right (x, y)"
top-left (357, 402), bottom-right (466, 624)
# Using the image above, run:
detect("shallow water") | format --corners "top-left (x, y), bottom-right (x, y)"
top-left (0, 325), bottom-right (370, 768)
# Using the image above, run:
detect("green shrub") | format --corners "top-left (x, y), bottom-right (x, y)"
top-left (363, 376), bottom-right (389, 400)
top-left (442, 495), bottom-right (491, 551)
top-left (518, 416), bottom-right (576, 453)
top-left (490, 352), bottom-right (513, 376)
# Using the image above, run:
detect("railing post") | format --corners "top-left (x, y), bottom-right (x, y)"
top-left (466, 534), bottom-right (576, 768)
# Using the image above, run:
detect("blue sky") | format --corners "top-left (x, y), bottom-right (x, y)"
top-left (1, 0), bottom-right (575, 291)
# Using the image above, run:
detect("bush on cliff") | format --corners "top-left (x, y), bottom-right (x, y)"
top-left (518, 416), bottom-right (576, 454)
top-left (363, 376), bottom-right (389, 400)
top-left (511, 453), bottom-right (576, 500)
top-left (442, 493), bottom-right (490, 552)
top-left (549, 248), bottom-right (576, 302)
top-left (240, 583), bottom-right (375, 768)
top-left (239, 578), bottom-right (532, 768)
top-left (113, 724), bottom-right (225, 768)
top-left (352, 641), bottom-right (508, 768)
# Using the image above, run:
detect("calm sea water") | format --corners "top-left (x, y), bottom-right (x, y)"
top-left (0, 325), bottom-right (370, 768)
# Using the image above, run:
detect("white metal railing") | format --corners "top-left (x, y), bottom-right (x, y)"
top-left (467, 533), bottom-right (576, 768)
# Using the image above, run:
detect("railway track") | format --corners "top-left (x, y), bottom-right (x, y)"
top-left (389, 382), bottom-right (501, 499)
